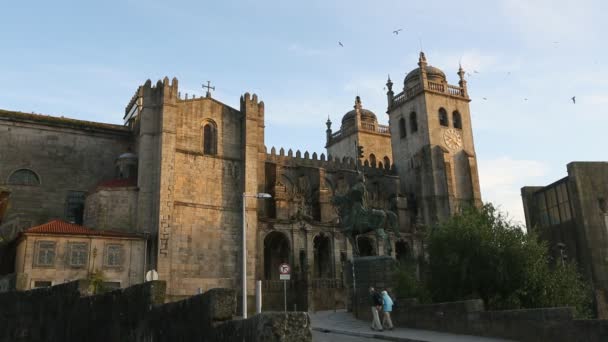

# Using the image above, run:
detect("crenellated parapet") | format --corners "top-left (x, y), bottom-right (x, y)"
top-left (265, 146), bottom-right (396, 175)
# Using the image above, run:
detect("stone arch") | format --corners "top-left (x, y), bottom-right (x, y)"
top-left (313, 233), bottom-right (333, 278)
top-left (263, 231), bottom-right (291, 280)
top-left (369, 154), bottom-right (377, 168)
top-left (383, 156), bottom-right (391, 170)
top-left (7, 168), bottom-right (40, 186)
top-left (409, 112), bottom-right (418, 133)
top-left (202, 119), bottom-right (218, 155)
top-left (399, 117), bottom-right (407, 138)
top-left (439, 107), bottom-right (449, 127)
top-left (357, 236), bottom-right (375, 257)
top-left (453, 111), bottom-right (463, 129)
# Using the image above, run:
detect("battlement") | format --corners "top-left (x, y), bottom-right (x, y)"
top-left (239, 92), bottom-right (265, 115)
top-left (265, 146), bottom-right (396, 176)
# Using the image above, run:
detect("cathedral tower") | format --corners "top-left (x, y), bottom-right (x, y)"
top-left (325, 96), bottom-right (393, 169)
top-left (387, 52), bottom-right (482, 225)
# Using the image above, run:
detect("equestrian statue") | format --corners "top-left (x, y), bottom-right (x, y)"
top-left (331, 148), bottom-right (400, 256)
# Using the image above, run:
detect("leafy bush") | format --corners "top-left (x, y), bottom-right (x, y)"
top-left (425, 203), bottom-right (592, 317)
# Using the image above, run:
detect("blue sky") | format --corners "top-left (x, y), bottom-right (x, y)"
top-left (1, 0), bottom-right (607, 224)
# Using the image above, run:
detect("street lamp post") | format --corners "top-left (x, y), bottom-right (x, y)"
top-left (242, 192), bottom-right (272, 319)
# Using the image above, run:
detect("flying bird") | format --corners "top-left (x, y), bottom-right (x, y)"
top-left (393, 29), bottom-right (403, 35)
top-left (473, 70), bottom-right (479, 74)
top-left (338, 41), bottom-right (344, 47)
top-left (571, 96), bottom-right (576, 104)
top-left (524, 98), bottom-right (528, 101)
top-left (482, 97), bottom-right (487, 100)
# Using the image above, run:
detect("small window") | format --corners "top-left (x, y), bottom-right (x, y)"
top-left (104, 244), bottom-right (123, 267)
top-left (203, 122), bottom-right (217, 155)
top-left (35, 241), bottom-right (56, 267)
top-left (453, 111), bottom-right (462, 129)
top-left (439, 108), bottom-right (448, 127)
top-left (68, 242), bottom-right (88, 267)
top-left (409, 112), bottom-right (418, 133)
top-left (8, 169), bottom-right (40, 186)
top-left (399, 118), bottom-right (406, 138)
top-left (33, 281), bottom-right (52, 288)
top-left (65, 191), bottom-right (86, 225)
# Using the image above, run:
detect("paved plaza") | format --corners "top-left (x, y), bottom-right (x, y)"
top-left (310, 310), bottom-right (515, 342)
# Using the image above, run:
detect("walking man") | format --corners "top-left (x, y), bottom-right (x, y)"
top-left (369, 287), bottom-right (383, 331)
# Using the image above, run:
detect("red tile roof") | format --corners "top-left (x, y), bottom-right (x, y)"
top-left (24, 220), bottom-right (141, 238)
top-left (96, 178), bottom-right (137, 189)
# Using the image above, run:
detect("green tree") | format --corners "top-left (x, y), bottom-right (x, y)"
top-left (426, 204), bottom-right (592, 317)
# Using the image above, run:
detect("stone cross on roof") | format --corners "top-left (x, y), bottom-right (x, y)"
top-left (202, 81), bottom-right (215, 98)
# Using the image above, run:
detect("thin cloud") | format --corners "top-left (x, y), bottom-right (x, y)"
top-left (478, 156), bottom-right (549, 225)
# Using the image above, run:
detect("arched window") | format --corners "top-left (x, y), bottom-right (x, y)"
top-left (383, 156), bottom-right (390, 170)
top-left (203, 122), bottom-right (217, 155)
top-left (264, 232), bottom-right (290, 280)
top-left (399, 118), bottom-right (406, 138)
top-left (313, 234), bottom-right (332, 278)
top-left (369, 154), bottom-right (376, 167)
top-left (409, 112), bottom-right (418, 133)
top-left (8, 169), bottom-right (40, 186)
top-left (439, 108), bottom-right (448, 127)
top-left (453, 111), bottom-right (462, 129)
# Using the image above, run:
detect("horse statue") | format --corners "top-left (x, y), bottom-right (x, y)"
top-left (331, 171), bottom-right (400, 256)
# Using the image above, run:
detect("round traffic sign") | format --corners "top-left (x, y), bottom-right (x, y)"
top-left (279, 263), bottom-right (291, 275)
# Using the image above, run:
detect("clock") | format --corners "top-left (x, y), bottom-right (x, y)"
top-left (443, 128), bottom-right (463, 150)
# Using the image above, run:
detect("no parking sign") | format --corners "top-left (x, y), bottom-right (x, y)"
top-left (279, 263), bottom-right (291, 280)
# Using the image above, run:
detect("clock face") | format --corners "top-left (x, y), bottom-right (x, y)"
top-left (443, 128), bottom-right (463, 150)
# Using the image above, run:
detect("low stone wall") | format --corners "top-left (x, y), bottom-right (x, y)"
top-left (0, 273), bottom-right (26, 292)
top-left (344, 256), bottom-right (397, 321)
top-left (393, 299), bottom-right (608, 342)
top-left (0, 280), bottom-right (312, 342)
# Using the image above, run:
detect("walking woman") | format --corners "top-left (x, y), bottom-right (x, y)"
top-left (381, 290), bottom-right (394, 330)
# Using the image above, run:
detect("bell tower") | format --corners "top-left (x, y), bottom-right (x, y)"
top-left (387, 52), bottom-right (482, 225)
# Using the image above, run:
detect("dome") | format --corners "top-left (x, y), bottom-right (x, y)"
top-left (341, 96), bottom-right (377, 125)
top-left (341, 108), bottom-right (377, 125)
top-left (404, 65), bottom-right (446, 83)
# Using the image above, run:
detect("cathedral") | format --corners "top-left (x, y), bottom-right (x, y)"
top-left (0, 53), bottom-right (481, 309)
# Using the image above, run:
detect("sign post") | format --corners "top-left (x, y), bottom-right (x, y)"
top-left (279, 263), bottom-right (291, 312)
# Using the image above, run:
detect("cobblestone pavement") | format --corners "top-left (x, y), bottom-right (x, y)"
top-left (309, 310), bottom-right (515, 342)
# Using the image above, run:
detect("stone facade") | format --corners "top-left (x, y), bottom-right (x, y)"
top-left (0, 54), bottom-right (482, 306)
top-left (12, 220), bottom-right (145, 290)
top-left (522, 162), bottom-right (608, 318)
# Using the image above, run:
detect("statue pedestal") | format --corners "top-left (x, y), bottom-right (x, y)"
top-left (343, 256), bottom-right (397, 320)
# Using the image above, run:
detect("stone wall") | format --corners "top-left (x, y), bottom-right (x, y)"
top-left (393, 299), bottom-right (608, 342)
top-left (346, 256), bottom-right (397, 321)
top-left (0, 280), bottom-right (312, 342)
top-left (0, 110), bottom-right (131, 241)
top-left (15, 233), bottom-right (145, 290)
top-left (0, 273), bottom-right (26, 292)
top-left (83, 186), bottom-right (138, 232)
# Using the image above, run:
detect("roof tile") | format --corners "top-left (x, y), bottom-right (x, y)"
top-left (24, 219), bottom-right (141, 238)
